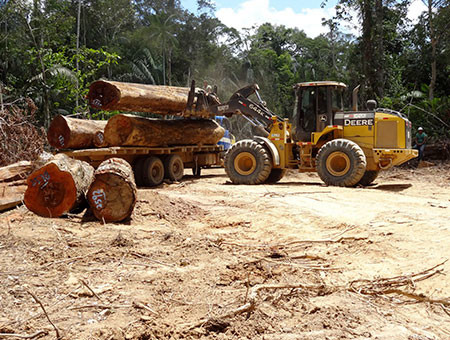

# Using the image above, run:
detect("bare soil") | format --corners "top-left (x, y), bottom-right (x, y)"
top-left (1, 163), bottom-right (449, 340)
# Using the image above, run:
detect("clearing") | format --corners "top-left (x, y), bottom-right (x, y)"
top-left (0, 164), bottom-right (449, 340)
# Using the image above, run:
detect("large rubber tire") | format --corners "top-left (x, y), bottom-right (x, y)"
top-left (133, 158), bottom-right (146, 187)
top-left (142, 156), bottom-right (164, 187)
top-left (264, 168), bottom-right (287, 184)
top-left (316, 139), bottom-right (367, 187)
top-left (224, 139), bottom-right (272, 184)
top-left (358, 170), bottom-right (379, 186)
top-left (164, 154), bottom-right (184, 181)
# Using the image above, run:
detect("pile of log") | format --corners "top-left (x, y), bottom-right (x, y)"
top-left (18, 79), bottom-right (225, 223)
top-left (23, 154), bottom-right (136, 222)
top-left (47, 114), bottom-right (224, 150)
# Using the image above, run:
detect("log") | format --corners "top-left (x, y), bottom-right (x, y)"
top-left (87, 158), bottom-right (137, 222)
top-left (24, 154), bottom-right (94, 217)
top-left (88, 80), bottom-right (191, 115)
top-left (93, 130), bottom-right (107, 147)
top-left (47, 115), bottom-right (107, 149)
top-left (104, 114), bottom-right (225, 147)
top-left (0, 180), bottom-right (27, 212)
top-left (0, 161), bottom-right (33, 182)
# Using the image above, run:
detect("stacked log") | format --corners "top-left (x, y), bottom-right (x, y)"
top-left (104, 114), bottom-right (224, 147)
top-left (24, 154), bottom-right (94, 217)
top-left (87, 158), bottom-right (137, 222)
top-left (0, 161), bottom-right (33, 212)
top-left (47, 115), bottom-right (107, 149)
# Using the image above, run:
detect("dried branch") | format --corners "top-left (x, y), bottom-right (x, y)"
top-left (217, 225), bottom-right (362, 249)
top-left (188, 283), bottom-right (330, 330)
top-left (0, 100), bottom-right (45, 167)
top-left (132, 301), bottom-right (159, 316)
top-left (27, 291), bottom-right (61, 339)
top-left (188, 260), bottom-right (449, 330)
top-left (0, 330), bottom-right (47, 339)
top-left (79, 279), bottom-right (103, 301)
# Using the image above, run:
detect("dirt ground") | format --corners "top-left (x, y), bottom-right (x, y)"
top-left (0, 163), bottom-right (449, 340)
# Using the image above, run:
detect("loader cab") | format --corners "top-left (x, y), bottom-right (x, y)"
top-left (293, 81), bottom-right (347, 142)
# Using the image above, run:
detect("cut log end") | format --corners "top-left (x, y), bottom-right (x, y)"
top-left (24, 163), bottom-right (77, 217)
top-left (47, 115), bottom-right (71, 149)
top-left (93, 130), bottom-right (107, 147)
top-left (88, 80), bottom-right (121, 109)
top-left (87, 158), bottom-right (137, 223)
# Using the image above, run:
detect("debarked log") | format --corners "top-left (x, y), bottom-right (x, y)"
top-left (87, 158), bottom-right (137, 223)
top-left (47, 115), bottom-right (107, 149)
top-left (0, 180), bottom-right (27, 212)
top-left (87, 80), bottom-right (191, 115)
top-left (0, 160), bottom-right (33, 182)
top-left (24, 154), bottom-right (94, 217)
top-left (104, 114), bottom-right (225, 147)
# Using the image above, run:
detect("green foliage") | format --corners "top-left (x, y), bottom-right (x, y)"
top-left (0, 0), bottom-right (448, 138)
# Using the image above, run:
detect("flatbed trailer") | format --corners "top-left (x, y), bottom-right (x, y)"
top-left (62, 144), bottom-right (223, 187)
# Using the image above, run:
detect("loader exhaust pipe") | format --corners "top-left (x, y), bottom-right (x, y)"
top-left (352, 85), bottom-right (360, 111)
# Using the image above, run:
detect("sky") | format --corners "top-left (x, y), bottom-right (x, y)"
top-left (179, 0), bottom-right (428, 38)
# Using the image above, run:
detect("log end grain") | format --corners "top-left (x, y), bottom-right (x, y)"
top-left (93, 130), bottom-right (107, 147)
top-left (87, 158), bottom-right (137, 223)
top-left (88, 80), bottom-right (121, 110)
top-left (24, 162), bottom-right (78, 217)
top-left (47, 115), bottom-right (71, 149)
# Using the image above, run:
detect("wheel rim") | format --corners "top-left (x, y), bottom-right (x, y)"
top-left (234, 152), bottom-right (257, 176)
top-left (172, 160), bottom-right (183, 179)
top-left (326, 151), bottom-right (350, 176)
top-left (150, 163), bottom-right (163, 181)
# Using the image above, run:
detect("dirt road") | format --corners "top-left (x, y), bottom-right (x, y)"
top-left (0, 164), bottom-right (449, 339)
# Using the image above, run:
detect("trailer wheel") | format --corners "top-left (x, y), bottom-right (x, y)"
top-left (358, 170), bottom-right (379, 186)
top-left (164, 154), bottom-right (184, 181)
top-left (316, 139), bottom-right (366, 187)
top-left (265, 168), bottom-right (287, 184)
top-left (133, 158), bottom-right (146, 187)
top-left (142, 156), bottom-right (164, 187)
top-left (225, 139), bottom-right (272, 184)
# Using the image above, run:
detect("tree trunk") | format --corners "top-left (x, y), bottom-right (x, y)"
top-left (87, 80), bottom-right (191, 115)
top-left (104, 114), bottom-right (224, 147)
top-left (427, 0), bottom-right (436, 100)
top-left (47, 115), bottom-right (107, 149)
top-left (87, 158), bottom-right (137, 222)
top-left (24, 154), bottom-right (94, 217)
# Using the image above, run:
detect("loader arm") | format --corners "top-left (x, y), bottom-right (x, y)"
top-left (184, 81), bottom-right (280, 132)
top-left (210, 84), bottom-right (279, 131)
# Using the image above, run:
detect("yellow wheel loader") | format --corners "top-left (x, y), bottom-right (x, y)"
top-left (205, 81), bottom-right (417, 187)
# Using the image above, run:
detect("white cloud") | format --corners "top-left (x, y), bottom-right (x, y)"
top-left (216, 0), bottom-right (336, 38)
top-left (408, 0), bottom-right (427, 23)
top-left (216, 0), bottom-right (429, 39)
